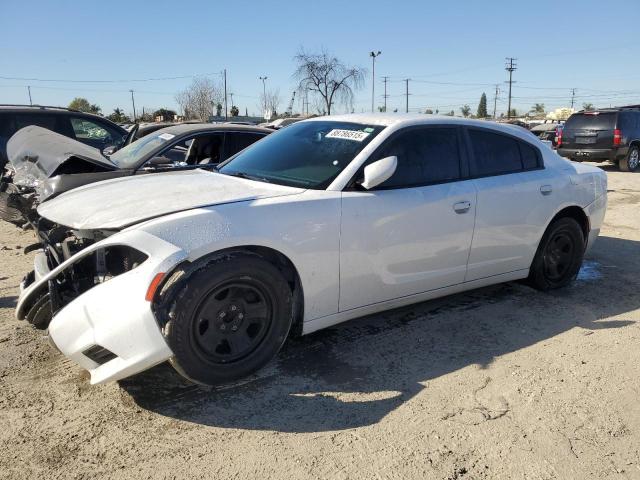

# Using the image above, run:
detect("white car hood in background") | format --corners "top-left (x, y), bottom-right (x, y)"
top-left (37, 169), bottom-right (305, 229)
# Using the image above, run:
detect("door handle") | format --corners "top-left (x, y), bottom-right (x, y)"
top-left (453, 201), bottom-right (471, 214)
top-left (540, 185), bottom-right (553, 196)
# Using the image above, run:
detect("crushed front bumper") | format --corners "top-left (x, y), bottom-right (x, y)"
top-left (17, 230), bottom-right (188, 384)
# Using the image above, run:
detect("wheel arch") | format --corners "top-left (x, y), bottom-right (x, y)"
top-left (545, 205), bottom-right (590, 249)
top-left (152, 245), bottom-right (305, 337)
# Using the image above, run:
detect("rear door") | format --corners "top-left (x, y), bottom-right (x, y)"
top-left (562, 112), bottom-right (617, 149)
top-left (465, 127), bottom-right (558, 281)
top-left (339, 126), bottom-right (476, 311)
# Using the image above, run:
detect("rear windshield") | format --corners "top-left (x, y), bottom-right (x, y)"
top-left (564, 112), bottom-right (617, 130)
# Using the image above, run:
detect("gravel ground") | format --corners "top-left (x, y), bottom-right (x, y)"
top-left (0, 164), bottom-right (639, 480)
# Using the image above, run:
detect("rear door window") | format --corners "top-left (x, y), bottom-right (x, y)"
top-left (468, 129), bottom-right (522, 176)
top-left (373, 127), bottom-right (462, 188)
top-left (14, 113), bottom-right (59, 132)
top-left (468, 128), bottom-right (541, 177)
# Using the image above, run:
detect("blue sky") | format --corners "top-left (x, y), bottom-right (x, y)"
top-left (2, 0), bottom-right (639, 117)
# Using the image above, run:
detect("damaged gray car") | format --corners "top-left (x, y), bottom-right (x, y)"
top-left (0, 123), bottom-right (271, 228)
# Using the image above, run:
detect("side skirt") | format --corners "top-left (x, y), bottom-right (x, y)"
top-left (301, 269), bottom-right (529, 335)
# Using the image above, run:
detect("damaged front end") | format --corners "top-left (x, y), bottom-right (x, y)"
top-left (19, 220), bottom-right (148, 329)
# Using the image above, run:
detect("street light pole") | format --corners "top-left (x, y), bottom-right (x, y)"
top-left (259, 76), bottom-right (268, 118)
top-left (129, 89), bottom-right (137, 121)
top-left (370, 51), bottom-right (381, 112)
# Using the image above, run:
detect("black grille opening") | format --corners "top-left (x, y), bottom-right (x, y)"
top-left (82, 345), bottom-right (117, 365)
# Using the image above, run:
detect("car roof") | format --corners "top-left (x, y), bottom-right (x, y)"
top-left (157, 122), bottom-right (272, 136)
top-left (0, 104), bottom-right (126, 132)
top-left (304, 113), bottom-right (535, 138)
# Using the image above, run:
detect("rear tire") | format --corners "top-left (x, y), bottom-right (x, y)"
top-left (164, 253), bottom-right (293, 386)
top-left (528, 217), bottom-right (585, 291)
top-left (619, 145), bottom-right (639, 172)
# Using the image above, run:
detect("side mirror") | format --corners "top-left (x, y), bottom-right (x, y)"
top-left (360, 156), bottom-right (397, 190)
top-left (102, 145), bottom-right (117, 157)
top-left (143, 156), bottom-right (174, 170)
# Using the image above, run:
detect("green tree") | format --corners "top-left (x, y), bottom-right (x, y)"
top-left (230, 105), bottom-right (240, 117)
top-left (476, 93), bottom-right (488, 118)
top-left (582, 103), bottom-right (595, 111)
top-left (216, 103), bottom-right (223, 116)
top-left (509, 108), bottom-right (518, 117)
top-left (460, 104), bottom-right (471, 117)
top-left (106, 108), bottom-right (130, 123)
top-left (68, 97), bottom-right (101, 114)
top-left (445, 110), bottom-right (455, 116)
top-left (153, 108), bottom-right (177, 121)
top-left (531, 103), bottom-right (545, 117)
top-left (424, 108), bottom-right (434, 114)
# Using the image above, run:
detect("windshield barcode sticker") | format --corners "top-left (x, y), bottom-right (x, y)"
top-left (326, 129), bottom-right (370, 142)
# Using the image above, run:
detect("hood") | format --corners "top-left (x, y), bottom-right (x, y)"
top-left (7, 125), bottom-right (117, 188)
top-left (37, 169), bottom-right (305, 230)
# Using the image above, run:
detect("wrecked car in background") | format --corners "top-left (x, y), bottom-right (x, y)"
top-left (0, 123), bottom-right (271, 227)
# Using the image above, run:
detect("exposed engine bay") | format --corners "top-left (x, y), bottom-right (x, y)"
top-left (20, 220), bottom-right (147, 329)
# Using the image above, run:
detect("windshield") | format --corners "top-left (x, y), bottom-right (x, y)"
top-left (109, 130), bottom-right (176, 168)
top-left (218, 121), bottom-right (385, 188)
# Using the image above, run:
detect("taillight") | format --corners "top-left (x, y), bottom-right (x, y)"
top-left (556, 127), bottom-right (562, 147)
top-left (613, 128), bottom-right (622, 146)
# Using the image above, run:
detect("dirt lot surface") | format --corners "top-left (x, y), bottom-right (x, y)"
top-left (0, 164), bottom-right (639, 480)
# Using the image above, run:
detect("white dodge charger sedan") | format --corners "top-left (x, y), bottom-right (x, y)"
top-left (16, 114), bottom-right (607, 386)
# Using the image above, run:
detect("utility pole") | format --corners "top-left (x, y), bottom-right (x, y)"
top-left (369, 51), bottom-right (381, 112)
top-left (129, 89), bottom-right (137, 121)
top-left (27, 86), bottom-right (32, 105)
top-left (505, 57), bottom-right (517, 119)
top-left (570, 88), bottom-right (576, 109)
top-left (404, 79), bottom-right (410, 113)
top-left (382, 76), bottom-right (389, 112)
top-left (223, 69), bottom-right (228, 120)
top-left (493, 84), bottom-right (500, 119)
top-left (259, 76), bottom-right (268, 118)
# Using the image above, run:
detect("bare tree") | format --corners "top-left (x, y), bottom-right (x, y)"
top-left (293, 49), bottom-right (365, 115)
top-left (175, 77), bottom-right (222, 121)
top-left (257, 88), bottom-right (283, 119)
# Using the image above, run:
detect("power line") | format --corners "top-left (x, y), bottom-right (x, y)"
top-left (0, 72), bottom-right (224, 83)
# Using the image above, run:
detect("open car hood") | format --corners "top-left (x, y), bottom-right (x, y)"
top-left (37, 169), bottom-right (305, 230)
top-left (7, 125), bottom-right (117, 188)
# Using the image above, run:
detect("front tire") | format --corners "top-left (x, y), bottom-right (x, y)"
top-left (619, 145), bottom-right (639, 172)
top-left (528, 217), bottom-right (585, 291)
top-left (164, 254), bottom-right (293, 385)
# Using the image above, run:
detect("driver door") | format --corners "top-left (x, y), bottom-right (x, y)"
top-left (339, 126), bottom-right (476, 311)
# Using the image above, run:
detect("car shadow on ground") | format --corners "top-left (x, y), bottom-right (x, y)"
top-left (120, 235), bottom-right (638, 433)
